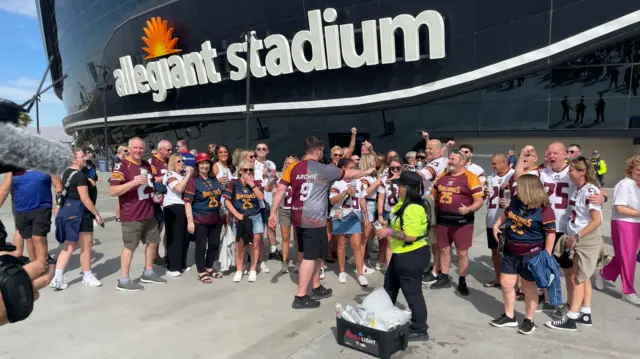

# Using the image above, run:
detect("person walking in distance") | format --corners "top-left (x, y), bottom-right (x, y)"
top-left (430, 150), bottom-right (484, 295)
top-left (600, 155), bottom-right (640, 305)
top-left (110, 137), bottom-right (167, 291)
top-left (51, 148), bottom-right (105, 289)
top-left (151, 139), bottom-right (172, 267)
top-left (269, 136), bottom-right (375, 309)
top-left (483, 154), bottom-right (514, 288)
top-left (254, 143), bottom-right (282, 262)
top-left (591, 151), bottom-right (607, 187)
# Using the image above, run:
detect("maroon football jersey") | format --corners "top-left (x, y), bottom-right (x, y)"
top-left (432, 170), bottom-right (483, 214)
top-left (110, 157), bottom-right (155, 222)
top-left (150, 155), bottom-right (168, 180)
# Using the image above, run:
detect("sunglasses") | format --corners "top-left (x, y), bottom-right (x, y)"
top-left (389, 166), bottom-right (402, 171)
top-left (416, 155), bottom-right (426, 159)
top-left (248, 155), bottom-right (255, 159)
top-left (459, 150), bottom-right (470, 154)
top-left (567, 150), bottom-right (577, 153)
top-left (333, 153), bottom-right (343, 157)
top-left (256, 147), bottom-right (268, 151)
top-left (241, 168), bottom-right (254, 173)
top-left (352, 157), bottom-right (360, 161)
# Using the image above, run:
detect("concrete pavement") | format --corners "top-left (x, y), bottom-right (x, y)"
top-left (0, 178), bottom-right (639, 359)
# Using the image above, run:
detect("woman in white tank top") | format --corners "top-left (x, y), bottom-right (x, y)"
top-left (212, 145), bottom-right (232, 185)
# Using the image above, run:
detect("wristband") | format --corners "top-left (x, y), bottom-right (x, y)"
top-left (386, 228), bottom-right (392, 238)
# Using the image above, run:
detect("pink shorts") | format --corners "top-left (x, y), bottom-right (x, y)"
top-left (436, 224), bottom-right (474, 250)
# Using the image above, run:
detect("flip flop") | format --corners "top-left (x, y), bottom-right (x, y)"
top-left (483, 281), bottom-right (501, 288)
top-left (198, 272), bottom-right (213, 283)
top-left (206, 269), bottom-right (223, 279)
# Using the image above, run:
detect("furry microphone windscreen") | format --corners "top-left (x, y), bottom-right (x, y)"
top-left (0, 122), bottom-right (73, 176)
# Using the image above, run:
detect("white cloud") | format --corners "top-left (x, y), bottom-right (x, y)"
top-left (0, 0), bottom-right (37, 17)
top-left (0, 76), bottom-right (61, 104)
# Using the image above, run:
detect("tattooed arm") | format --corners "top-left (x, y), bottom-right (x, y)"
top-left (388, 229), bottom-right (417, 243)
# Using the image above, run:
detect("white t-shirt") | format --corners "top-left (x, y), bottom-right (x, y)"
top-left (162, 171), bottom-right (185, 207)
top-left (214, 162), bottom-right (232, 181)
top-left (254, 159), bottom-right (276, 205)
top-left (378, 177), bottom-right (399, 213)
top-left (466, 162), bottom-right (486, 185)
top-left (612, 177), bottom-right (640, 223)
top-left (485, 169), bottom-right (515, 227)
top-left (419, 157), bottom-right (448, 194)
top-left (361, 175), bottom-right (380, 200)
top-left (540, 165), bottom-right (574, 233)
top-left (330, 179), bottom-right (364, 217)
top-left (566, 183), bottom-right (602, 236)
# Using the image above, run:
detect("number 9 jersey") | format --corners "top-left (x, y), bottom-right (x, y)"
top-left (110, 157), bottom-right (155, 222)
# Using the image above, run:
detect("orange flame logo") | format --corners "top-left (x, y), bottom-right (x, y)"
top-left (142, 17), bottom-right (181, 60)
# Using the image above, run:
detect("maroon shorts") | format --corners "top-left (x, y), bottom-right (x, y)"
top-left (436, 224), bottom-right (474, 250)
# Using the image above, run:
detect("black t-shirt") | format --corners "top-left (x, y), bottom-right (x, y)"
top-left (61, 168), bottom-right (93, 203)
top-left (82, 160), bottom-right (99, 202)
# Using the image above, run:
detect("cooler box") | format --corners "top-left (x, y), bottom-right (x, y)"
top-left (336, 316), bottom-right (409, 359)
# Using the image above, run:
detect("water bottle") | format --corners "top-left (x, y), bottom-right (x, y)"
top-left (335, 303), bottom-right (344, 318)
top-left (503, 187), bottom-right (511, 207)
top-left (349, 180), bottom-right (357, 188)
top-left (416, 160), bottom-right (423, 171)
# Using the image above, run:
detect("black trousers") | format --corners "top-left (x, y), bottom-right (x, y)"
top-left (194, 222), bottom-right (222, 272)
top-left (384, 245), bottom-right (431, 333)
top-left (164, 204), bottom-right (189, 272)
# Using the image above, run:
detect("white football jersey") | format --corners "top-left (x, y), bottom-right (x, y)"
top-left (566, 183), bottom-right (602, 236)
top-left (466, 162), bottom-right (486, 185)
top-left (378, 177), bottom-right (400, 213)
top-left (485, 169), bottom-right (515, 227)
top-left (360, 175), bottom-right (380, 200)
top-left (254, 159), bottom-right (276, 206)
top-left (330, 179), bottom-right (364, 216)
top-left (540, 165), bottom-right (575, 233)
top-left (419, 156), bottom-right (448, 194)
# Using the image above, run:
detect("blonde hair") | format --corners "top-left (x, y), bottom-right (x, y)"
top-left (359, 153), bottom-right (377, 171)
top-left (568, 157), bottom-right (599, 187)
top-left (238, 159), bottom-right (254, 170)
top-left (232, 149), bottom-right (246, 168)
top-left (167, 153), bottom-right (183, 172)
top-left (282, 155), bottom-right (299, 172)
top-left (624, 155), bottom-right (640, 177)
top-left (117, 146), bottom-right (127, 155)
top-left (330, 146), bottom-right (343, 154)
top-left (376, 154), bottom-right (388, 175)
top-left (516, 174), bottom-right (549, 209)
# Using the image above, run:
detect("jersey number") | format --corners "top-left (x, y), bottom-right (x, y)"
top-left (387, 185), bottom-right (398, 207)
top-left (510, 222), bottom-right (525, 236)
top-left (300, 183), bottom-right (313, 201)
top-left (208, 196), bottom-right (220, 208)
top-left (544, 183), bottom-right (570, 209)
top-left (284, 188), bottom-right (293, 206)
top-left (137, 185), bottom-right (150, 200)
top-left (439, 191), bottom-right (453, 205)
top-left (488, 186), bottom-right (499, 209)
top-left (342, 196), bottom-right (360, 210)
top-left (242, 199), bottom-right (253, 209)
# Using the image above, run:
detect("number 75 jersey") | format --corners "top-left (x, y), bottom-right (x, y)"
top-left (540, 165), bottom-right (575, 232)
top-left (280, 159), bottom-right (345, 228)
top-left (110, 157), bottom-right (156, 222)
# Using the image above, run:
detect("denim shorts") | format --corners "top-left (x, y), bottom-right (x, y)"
top-left (332, 212), bottom-right (362, 235)
top-left (232, 213), bottom-right (264, 236)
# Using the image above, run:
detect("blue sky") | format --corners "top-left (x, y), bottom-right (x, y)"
top-left (0, 0), bottom-right (66, 127)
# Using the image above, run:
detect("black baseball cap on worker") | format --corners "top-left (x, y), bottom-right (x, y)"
top-left (392, 171), bottom-right (422, 187)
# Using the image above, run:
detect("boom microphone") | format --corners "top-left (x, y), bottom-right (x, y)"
top-left (0, 122), bottom-right (73, 176)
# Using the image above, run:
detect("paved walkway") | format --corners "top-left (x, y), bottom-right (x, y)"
top-left (0, 179), bottom-right (638, 359)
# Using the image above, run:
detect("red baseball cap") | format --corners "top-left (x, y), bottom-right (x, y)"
top-left (195, 152), bottom-right (211, 164)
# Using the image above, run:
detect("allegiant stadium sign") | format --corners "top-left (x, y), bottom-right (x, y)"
top-left (114, 8), bottom-right (446, 103)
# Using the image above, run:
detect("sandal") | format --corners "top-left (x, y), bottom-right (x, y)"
top-left (206, 269), bottom-right (223, 279)
top-left (483, 281), bottom-right (501, 288)
top-left (198, 272), bottom-right (213, 283)
top-left (515, 288), bottom-right (525, 301)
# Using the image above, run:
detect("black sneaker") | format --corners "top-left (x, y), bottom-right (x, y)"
top-left (310, 285), bottom-right (333, 300)
top-left (422, 272), bottom-right (438, 285)
top-left (490, 313), bottom-right (518, 328)
top-left (578, 312), bottom-right (592, 327)
top-left (457, 280), bottom-right (470, 296)
top-left (545, 316), bottom-right (578, 331)
top-left (552, 303), bottom-right (569, 319)
top-left (269, 249), bottom-right (283, 261)
top-left (292, 295), bottom-right (321, 309)
top-left (407, 331), bottom-right (429, 342)
top-left (518, 318), bottom-right (536, 335)
top-left (430, 275), bottom-right (452, 289)
top-left (536, 302), bottom-right (556, 312)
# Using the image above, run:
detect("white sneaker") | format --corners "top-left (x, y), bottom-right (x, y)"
top-left (260, 262), bottom-right (270, 273)
top-left (622, 293), bottom-right (640, 306)
top-left (375, 262), bottom-right (382, 271)
top-left (248, 270), bottom-right (257, 282)
top-left (49, 277), bottom-right (69, 291)
top-left (288, 260), bottom-right (295, 268)
top-left (319, 267), bottom-right (326, 280)
top-left (82, 273), bottom-right (102, 287)
top-left (363, 265), bottom-right (376, 275)
top-left (338, 272), bottom-right (347, 284)
top-left (182, 267), bottom-right (192, 273)
top-left (167, 271), bottom-right (182, 277)
top-left (233, 271), bottom-right (243, 283)
top-left (357, 275), bottom-right (369, 287)
top-left (592, 272), bottom-right (604, 291)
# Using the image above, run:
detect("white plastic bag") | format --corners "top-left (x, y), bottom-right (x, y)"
top-left (362, 288), bottom-right (393, 313)
top-left (218, 224), bottom-right (236, 272)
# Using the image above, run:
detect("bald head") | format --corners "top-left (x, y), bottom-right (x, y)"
top-left (157, 140), bottom-right (172, 150)
top-left (547, 142), bottom-right (567, 171)
top-left (426, 139), bottom-right (442, 160)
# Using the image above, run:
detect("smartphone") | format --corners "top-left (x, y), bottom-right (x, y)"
top-left (373, 221), bottom-right (384, 230)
